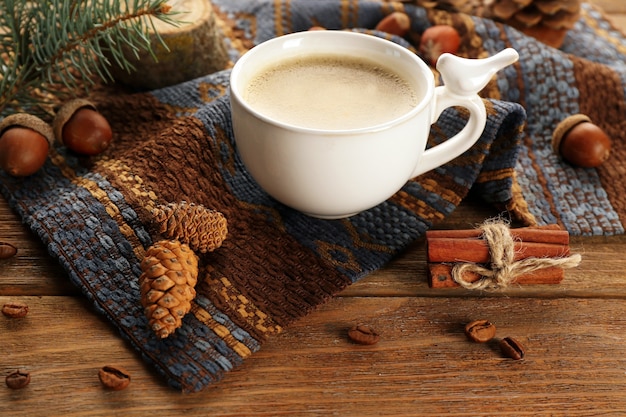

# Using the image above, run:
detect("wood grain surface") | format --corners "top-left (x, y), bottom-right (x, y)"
top-left (2, 1), bottom-right (626, 416)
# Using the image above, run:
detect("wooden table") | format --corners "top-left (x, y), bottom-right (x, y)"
top-left (3, 1), bottom-right (626, 415)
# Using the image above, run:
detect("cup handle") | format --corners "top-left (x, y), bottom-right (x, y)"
top-left (410, 88), bottom-right (486, 178)
top-left (410, 48), bottom-right (519, 178)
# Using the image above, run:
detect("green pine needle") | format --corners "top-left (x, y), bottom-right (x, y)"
top-left (0, 0), bottom-right (180, 118)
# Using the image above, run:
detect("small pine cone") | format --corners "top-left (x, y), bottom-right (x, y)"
top-left (151, 201), bottom-right (228, 254)
top-left (140, 240), bottom-right (199, 338)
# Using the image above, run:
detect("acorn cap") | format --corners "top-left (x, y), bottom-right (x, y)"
top-left (551, 114), bottom-right (592, 154)
top-left (53, 98), bottom-right (98, 146)
top-left (0, 113), bottom-right (55, 148)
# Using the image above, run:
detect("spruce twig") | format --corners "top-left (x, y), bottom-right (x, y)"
top-left (0, 0), bottom-right (180, 118)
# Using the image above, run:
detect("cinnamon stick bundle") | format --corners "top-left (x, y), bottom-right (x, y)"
top-left (426, 225), bottom-right (571, 288)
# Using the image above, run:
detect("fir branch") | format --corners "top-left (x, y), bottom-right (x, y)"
top-left (0, 0), bottom-right (180, 118)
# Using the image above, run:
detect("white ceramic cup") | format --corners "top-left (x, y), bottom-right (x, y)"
top-left (230, 30), bottom-right (518, 219)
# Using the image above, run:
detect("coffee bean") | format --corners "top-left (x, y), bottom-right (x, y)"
top-left (464, 319), bottom-right (497, 343)
top-left (499, 337), bottom-right (525, 360)
top-left (98, 365), bottom-right (131, 391)
top-left (348, 325), bottom-right (380, 345)
top-left (0, 242), bottom-right (17, 259)
top-left (5, 370), bottom-right (30, 389)
top-left (2, 301), bottom-right (29, 318)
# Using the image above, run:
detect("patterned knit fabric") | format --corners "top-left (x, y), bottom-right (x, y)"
top-left (0, 1), bottom-right (624, 392)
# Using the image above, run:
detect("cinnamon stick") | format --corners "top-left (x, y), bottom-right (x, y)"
top-left (427, 238), bottom-right (570, 263)
top-left (425, 224), bottom-right (569, 245)
top-left (428, 263), bottom-right (565, 288)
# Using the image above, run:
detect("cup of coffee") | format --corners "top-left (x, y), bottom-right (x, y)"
top-left (229, 30), bottom-right (518, 219)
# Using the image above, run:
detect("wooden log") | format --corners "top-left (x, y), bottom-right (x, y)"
top-left (107, 0), bottom-right (230, 90)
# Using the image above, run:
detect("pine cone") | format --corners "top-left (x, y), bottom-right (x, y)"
top-left (151, 201), bottom-right (228, 253)
top-left (140, 240), bottom-right (199, 338)
top-left (487, 0), bottom-right (581, 47)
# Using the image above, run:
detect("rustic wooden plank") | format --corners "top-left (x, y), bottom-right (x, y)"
top-left (2, 295), bottom-right (626, 416)
top-left (2, 1), bottom-right (626, 415)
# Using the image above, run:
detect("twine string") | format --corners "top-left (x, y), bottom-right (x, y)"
top-left (451, 220), bottom-right (582, 290)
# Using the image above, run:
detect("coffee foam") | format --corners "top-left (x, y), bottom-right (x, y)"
top-left (244, 54), bottom-right (418, 130)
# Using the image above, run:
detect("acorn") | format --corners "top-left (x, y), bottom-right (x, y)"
top-left (375, 12), bottom-right (411, 37)
top-left (552, 114), bottom-right (611, 168)
top-left (0, 113), bottom-right (54, 177)
top-left (53, 99), bottom-right (113, 155)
